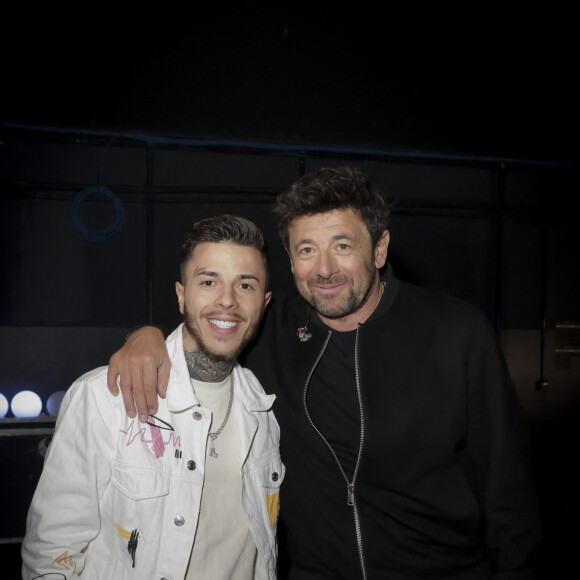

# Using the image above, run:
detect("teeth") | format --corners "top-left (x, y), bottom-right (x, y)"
top-left (209, 319), bottom-right (239, 329)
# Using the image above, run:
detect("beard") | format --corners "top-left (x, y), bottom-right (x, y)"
top-left (304, 280), bottom-right (374, 319)
top-left (301, 264), bottom-right (377, 320)
top-left (182, 305), bottom-right (260, 364)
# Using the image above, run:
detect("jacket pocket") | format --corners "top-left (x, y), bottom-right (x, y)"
top-left (110, 459), bottom-right (170, 544)
top-left (111, 460), bottom-right (170, 500)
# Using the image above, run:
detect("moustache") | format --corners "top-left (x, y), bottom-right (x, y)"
top-left (308, 275), bottom-right (348, 287)
top-left (202, 311), bottom-right (246, 323)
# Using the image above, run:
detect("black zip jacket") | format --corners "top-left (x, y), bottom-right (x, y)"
top-left (242, 265), bottom-right (541, 579)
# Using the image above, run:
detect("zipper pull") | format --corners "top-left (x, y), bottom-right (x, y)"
top-left (347, 484), bottom-right (355, 507)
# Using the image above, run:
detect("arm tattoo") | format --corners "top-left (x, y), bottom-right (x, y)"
top-left (184, 349), bottom-right (233, 382)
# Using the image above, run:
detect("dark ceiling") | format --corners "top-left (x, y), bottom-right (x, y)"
top-left (2, 4), bottom-right (576, 164)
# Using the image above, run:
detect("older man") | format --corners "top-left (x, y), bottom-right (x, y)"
top-left (23, 215), bottom-right (282, 580)
top-left (108, 167), bottom-right (541, 579)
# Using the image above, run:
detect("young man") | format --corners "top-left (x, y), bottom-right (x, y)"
top-left (23, 215), bottom-right (283, 580)
top-left (108, 168), bottom-right (541, 579)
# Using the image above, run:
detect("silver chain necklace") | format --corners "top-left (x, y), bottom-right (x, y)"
top-left (208, 373), bottom-right (234, 459)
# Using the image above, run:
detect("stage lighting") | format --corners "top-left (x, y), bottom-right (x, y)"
top-left (0, 393), bottom-right (8, 418)
top-left (47, 390), bottom-right (66, 417)
top-left (10, 390), bottom-right (43, 418)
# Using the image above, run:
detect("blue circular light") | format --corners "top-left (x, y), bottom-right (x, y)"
top-left (47, 390), bottom-right (66, 417)
top-left (11, 390), bottom-right (43, 418)
top-left (0, 393), bottom-right (8, 418)
top-left (71, 186), bottom-right (126, 242)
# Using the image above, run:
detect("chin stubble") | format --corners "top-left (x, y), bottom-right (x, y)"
top-left (182, 307), bottom-right (261, 381)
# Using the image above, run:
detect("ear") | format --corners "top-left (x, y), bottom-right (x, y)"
top-left (374, 230), bottom-right (390, 269)
top-left (264, 291), bottom-right (272, 310)
top-left (175, 281), bottom-right (185, 314)
top-left (285, 247), bottom-right (295, 274)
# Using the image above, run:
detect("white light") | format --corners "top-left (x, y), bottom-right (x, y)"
top-left (0, 393), bottom-right (8, 418)
top-left (47, 390), bottom-right (66, 417)
top-left (11, 390), bottom-right (43, 418)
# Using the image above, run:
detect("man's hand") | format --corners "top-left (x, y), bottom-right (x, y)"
top-left (106, 326), bottom-right (170, 422)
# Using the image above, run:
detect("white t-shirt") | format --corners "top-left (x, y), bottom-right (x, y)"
top-left (186, 376), bottom-right (257, 579)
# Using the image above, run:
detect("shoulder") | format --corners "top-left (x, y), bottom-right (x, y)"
top-left (380, 278), bottom-right (496, 349)
top-left (65, 365), bottom-right (109, 401)
top-left (242, 292), bottom-right (306, 358)
top-left (233, 364), bottom-right (277, 411)
top-left (259, 292), bottom-right (312, 342)
top-left (237, 364), bottom-right (269, 396)
top-left (399, 279), bottom-right (489, 324)
top-left (263, 291), bottom-right (306, 324)
top-left (58, 365), bottom-right (126, 425)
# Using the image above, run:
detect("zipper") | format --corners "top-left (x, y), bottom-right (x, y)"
top-left (302, 326), bottom-right (368, 580)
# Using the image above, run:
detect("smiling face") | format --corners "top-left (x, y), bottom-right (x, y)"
top-left (176, 242), bottom-right (272, 362)
top-left (288, 208), bottom-right (389, 330)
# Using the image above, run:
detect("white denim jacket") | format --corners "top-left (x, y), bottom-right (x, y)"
top-left (22, 325), bottom-right (284, 580)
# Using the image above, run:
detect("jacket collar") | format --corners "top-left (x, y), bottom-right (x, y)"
top-left (231, 365), bottom-right (276, 413)
top-left (367, 261), bottom-right (399, 323)
top-left (165, 324), bottom-right (275, 413)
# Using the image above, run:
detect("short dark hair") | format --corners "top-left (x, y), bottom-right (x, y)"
top-left (180, 215), bottom-right (270, 287)
top-left (273, 166), bottom-right (389, 249)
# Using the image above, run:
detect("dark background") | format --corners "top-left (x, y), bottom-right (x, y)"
top-left (2, 4), bottom-right (576, 163)
top-left (1, 4), bottom-right (578, 578)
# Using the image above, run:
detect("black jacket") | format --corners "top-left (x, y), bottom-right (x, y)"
top-left (243, 265), bottom-right (541, 579)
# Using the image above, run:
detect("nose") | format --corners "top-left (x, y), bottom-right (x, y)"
top-left (216, 285), bottom-right (238, 309)
top-left (316, 250), bottom-right (339, 279)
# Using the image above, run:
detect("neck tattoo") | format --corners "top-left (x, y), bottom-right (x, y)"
top-left (183, 349), bottom-right (232, 383)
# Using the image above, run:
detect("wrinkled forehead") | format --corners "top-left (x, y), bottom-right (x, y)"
top-left (288, 208), bottom-right (369, 242)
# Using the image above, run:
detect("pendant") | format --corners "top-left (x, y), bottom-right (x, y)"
top-left (209, 434), bottom-right (219, 459)
top-left (297, 327), bottom-right (312, 342)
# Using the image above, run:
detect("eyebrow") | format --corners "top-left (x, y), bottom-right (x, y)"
top-left (295, 233), bottom-right (356, 247)
top-left (193, 267), bottom-right (261, 282)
